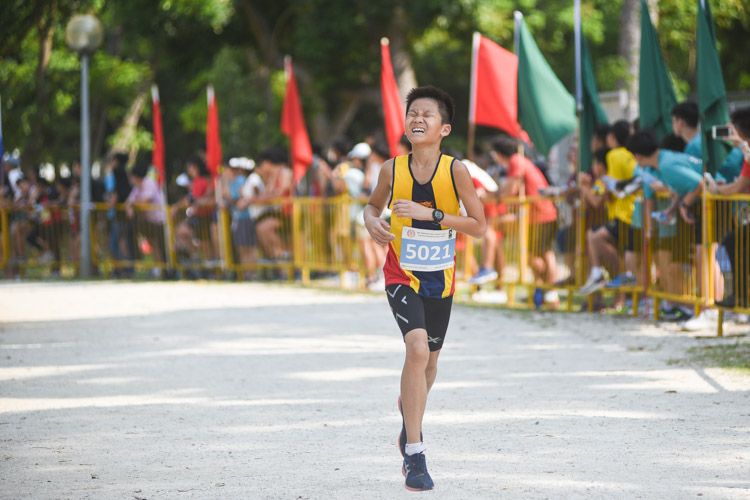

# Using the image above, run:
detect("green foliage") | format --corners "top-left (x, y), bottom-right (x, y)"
top-left (1, 0), bottom-right (747, 174)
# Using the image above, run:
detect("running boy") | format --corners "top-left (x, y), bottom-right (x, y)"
top-left (363, 86), bottom-right (486, 491)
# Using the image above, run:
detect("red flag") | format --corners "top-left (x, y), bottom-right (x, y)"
top-left (380, 38), bottom-right (405, 158)
top-left (206, 85), bottom-right (222, 179)
top-left (469, 33), bottom-right (520, 136)
top-left (151, 85), bottom-right (166, 187)
top-left (281, 56), bottom-right (313, 184)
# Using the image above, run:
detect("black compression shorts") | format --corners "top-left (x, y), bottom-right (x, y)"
top-left (386, 284), bottom-right (453, 352)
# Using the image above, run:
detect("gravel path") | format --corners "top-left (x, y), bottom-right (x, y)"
top-left (0, 281), bottom-right (748, 499)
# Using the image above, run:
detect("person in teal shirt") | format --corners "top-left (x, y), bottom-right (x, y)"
top-left (672, 101), bottom-right (741, 180)
top-left (627, 128), bottom-right (725, 328)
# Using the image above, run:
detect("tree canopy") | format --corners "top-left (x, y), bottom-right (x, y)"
top-left (1, 0), bottom-right (747, 179)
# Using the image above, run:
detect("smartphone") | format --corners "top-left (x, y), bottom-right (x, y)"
top-left (712, 125), bottom-right (731, 139)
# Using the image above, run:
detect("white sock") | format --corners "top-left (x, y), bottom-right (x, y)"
top-left (405, 442), bottom-right (426, 456)
top-left (590, 267), bottom-right (603, 279)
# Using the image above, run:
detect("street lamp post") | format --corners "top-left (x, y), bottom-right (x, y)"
top-left (66, 14), bottom-right (103, 278)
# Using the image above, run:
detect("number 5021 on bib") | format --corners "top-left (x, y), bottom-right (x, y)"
top-left (399, 226), bottom-right (456, 272)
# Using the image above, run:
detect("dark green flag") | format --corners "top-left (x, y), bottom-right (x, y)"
top-left (697, 0), bottom-right (729, 174)
top-left (639, 0), bottom-right (677, 141)
top-left (517, 15), bottom-right (577, 156)
top-left (579, 34), bottom-right (609, 172)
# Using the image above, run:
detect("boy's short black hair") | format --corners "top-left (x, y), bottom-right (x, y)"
top-left (730, 106), bottom-right (750, 138)
top-left (592, 147), bottom-right (610, 168)
top-left (659, 133), bottom-right (686, 153)
top-left (405, 86), bottom-right (455, 125)
top-left (330, 137), bottom-right (352, 158)
top-left (671, 101), bottom-right (699, 128)
top-left (257, 146), bottom-right (288, 166)
top-left (625, 129), bottom-right (659, 157)
top-left (186, 155), bottom-right (209, 177)
top-left (370, 142), bottom-right (391, 160)
top-left (111, 152), bottom-right (129, 169)
top-left (131, 158), bottom-right (151, 179)
top-left (594, 124), bottom-right (610, 144)
top-left (491, 134), bottom-right (518, 158)
top-left (610, 119), bottom-right (631, 147)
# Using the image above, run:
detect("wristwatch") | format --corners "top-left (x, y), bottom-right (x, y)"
top-left (432, 208), bottom-right (445, 224)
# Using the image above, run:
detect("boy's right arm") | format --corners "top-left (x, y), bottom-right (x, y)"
top-left (363, 159), bottom-right (396, 246)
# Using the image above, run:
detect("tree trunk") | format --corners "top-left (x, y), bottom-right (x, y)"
top-left (108, 86), bottom-right (148, 155)
top-left (387, 6), bottom-right (418, 100)
top-left (618, 0), bottom-right (640, 120)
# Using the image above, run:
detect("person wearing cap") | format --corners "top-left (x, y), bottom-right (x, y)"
top-left (224, 156), bottom-right (257, 274)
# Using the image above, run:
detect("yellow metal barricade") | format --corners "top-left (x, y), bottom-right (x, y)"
top-left (707, 192), bottom-right (750, 336)
top-left (647, 192), bottom-right (707, 317)
top-left (292, 195), bottom-right (362, 286)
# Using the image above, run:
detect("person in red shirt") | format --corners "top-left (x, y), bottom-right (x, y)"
top-left (709, 107), bottom-right (750, 309)
top-left (171, 156), bottom-right (216, 263)
top-left (491, 135), bottom-right (558, 306)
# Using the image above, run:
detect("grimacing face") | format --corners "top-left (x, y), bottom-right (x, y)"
top-left (405, 98), bottom-right (450, 146)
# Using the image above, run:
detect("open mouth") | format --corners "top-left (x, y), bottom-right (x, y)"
top-left (411, 127), bottom-right (425, 134)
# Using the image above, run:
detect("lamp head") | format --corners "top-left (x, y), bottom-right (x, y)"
top-left (65, 14), bottom-right (104, 54)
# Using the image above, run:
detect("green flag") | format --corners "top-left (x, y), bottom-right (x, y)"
top-left (516, 14), bottom-right (577, 156)
top-left (639, 0), bottom-right (677, 141)
top-left (579, 34), bottom-right (609, 172)
top-left (697, 0), bottom-right (729, 174)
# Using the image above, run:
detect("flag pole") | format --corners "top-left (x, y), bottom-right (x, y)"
top-left (468, 32), bottom-right (480, 161)
top-left (284, 55), bottom-right (295, 195)
top-left (152, 85), bottom-right (174, 274)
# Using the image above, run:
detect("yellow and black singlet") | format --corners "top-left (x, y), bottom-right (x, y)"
top-left (383, 153), bottom-right (461, 298)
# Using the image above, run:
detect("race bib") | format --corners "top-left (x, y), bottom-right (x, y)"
top-left (400, 226), bottom-right (456, 272)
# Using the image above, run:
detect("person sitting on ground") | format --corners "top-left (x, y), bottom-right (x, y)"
top-left (626, 129), bottom-right (725, 331)
top-left (491, 134), bottom-right (559, 307)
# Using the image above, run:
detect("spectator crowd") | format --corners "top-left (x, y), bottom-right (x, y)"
top-left (2, 103), bottom-right (749, 330)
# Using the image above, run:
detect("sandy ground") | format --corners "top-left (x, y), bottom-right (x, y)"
top-left (0, 281), bottom-right (748, 500)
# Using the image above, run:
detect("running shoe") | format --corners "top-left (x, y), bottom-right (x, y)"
top-left (397, 396), bottom-right (422, 458)
top-left (403, 452), bottom-right (434, 491)
top-left (469, 267), bottom-right (498, 285)
top-left (577, 273), bottom-right (606, 295)
top-left (605, 271), bottom-right (636, 288)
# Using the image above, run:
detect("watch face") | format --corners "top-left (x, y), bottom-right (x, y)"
top-left (434, 209), bottom-right (444, 223)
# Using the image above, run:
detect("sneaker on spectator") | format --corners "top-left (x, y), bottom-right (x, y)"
top-left (578, 272), bottom-right (606, 295)
top-left (469, 267), bottom-right (498, 285)
top-left (472, 289), bottom-right (508, 305)
top-left (37, 251), bottom-right (54, 264)
top-left (682, 309), bottom-right (720, 331)
top-left (659, 304), bottom-right (693, 322)
top-left (544, 290), bottom-right (560, 308)
top-left (605, 271), bottom-right (636, 288)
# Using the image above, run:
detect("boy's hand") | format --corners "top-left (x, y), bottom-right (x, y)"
top-left (365, 215), bottom-right (395, 245)
top-left (392, 199), bottom-right (432, 221)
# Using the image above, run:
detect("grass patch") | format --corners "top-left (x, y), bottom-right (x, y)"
top-left (684, 343), bottom-right (750, 374)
